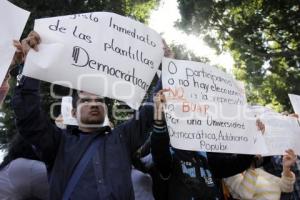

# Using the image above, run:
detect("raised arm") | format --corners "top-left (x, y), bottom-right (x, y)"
top-left (12, 31), bottom-right (62, 168)
top-left (150, 89), bottom-right (172, 179)
top-left (280, 149), bottom-right (297, 193)
top-left (120, 39), bottom-right (173, 155)
top-left (119, 78), bottom-right (162, 155)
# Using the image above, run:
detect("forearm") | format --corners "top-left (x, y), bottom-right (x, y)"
top-left (280, 170), bottom-right (296, 193)
top-left (12, 76), bottom-right (61, 165)
top-left (151, 122), bottom-right (172, 179)
top-left (123, 78), bottom-right (162, 154)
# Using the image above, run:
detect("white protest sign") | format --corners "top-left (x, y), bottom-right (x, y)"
top-left (61, 96), bottom-right (78, 126)
top-left (261, 114), bottom-right (300, 155)
top-left (0, 0), bottom-right (30, 85)
top-left (162, 58), bottom-right (267, 154)
top-left (248, 105), bottom-right (300, 155)
top-left (289, 94), bottom-right (300, 115)
top-left (246, 105), bottom-right (276, 117)
top-left (23, 12), bottom-right (163, 109)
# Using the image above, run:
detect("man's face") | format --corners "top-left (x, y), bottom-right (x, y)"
top-left (74, 91), bottom-right (106, 127)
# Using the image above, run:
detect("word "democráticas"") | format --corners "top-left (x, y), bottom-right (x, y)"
top-left (71, 46), bottom-right (149, 91)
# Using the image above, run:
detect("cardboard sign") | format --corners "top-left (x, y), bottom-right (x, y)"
top-left (249, 105), bottom-right (300, 155)
top-left (23, 12), bottom-right (163, 109)
top-left (0, 0), bottom-right (30, 85)
top-left (289, 94), bottom-right (300, 115)
top-left (162, 58), bottom-right (267, 154)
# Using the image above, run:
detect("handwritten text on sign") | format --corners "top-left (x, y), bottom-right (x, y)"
top-left (262, 115), bottom-right (300, 155)
top-left (249, 105), bottom-right (300, 155)
top-left (162, 58), bottom-right (267, 154)
top-left (23, 12), bottom-right (163, 109)
top-left (0, 0), bottom-right (30, 85)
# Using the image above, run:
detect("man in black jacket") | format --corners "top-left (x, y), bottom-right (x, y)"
top-left (12, 31), bottom-right (164, 200)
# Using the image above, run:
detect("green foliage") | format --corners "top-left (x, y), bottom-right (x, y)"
top-left (170, 43), bottom-right (226, 72)
top-left (0, 78), bottom-right (17, 149)
top-left (177, 0), bottom-right (300, 112)
top-left (170, 43), bottom-right (210, 63)
top-left (9, 0), bottom-right (160, 37)
top-left (129, 0), bottom-right (160, 23)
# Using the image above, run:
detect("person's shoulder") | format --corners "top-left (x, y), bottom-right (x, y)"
top-left (256, 168), bottom-right (280, 181)
top-left (7, 158), bottom-right (33, 195)
top-left (10, 158), bottom-right (44, 171)
top-left (10, 158), bottom-right (33, 167)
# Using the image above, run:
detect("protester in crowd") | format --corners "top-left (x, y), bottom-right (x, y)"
top-left (150, 89), bottom-right (255, 200)
top-left (132, 135), bottom-right (170, 200)
top-left (57, 94), bottom-right (155, 200)
top-left (11, 31), bottom-right (169, 200)
top-left (0, 134), bottom-right (49, 200)
top-left (57, 94), bottom-right (156, 200)
top-left (224, 149), bottom-right (297, 200)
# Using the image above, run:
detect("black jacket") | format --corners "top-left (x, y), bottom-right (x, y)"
top-left (12, 77), bottom-right (160, 200)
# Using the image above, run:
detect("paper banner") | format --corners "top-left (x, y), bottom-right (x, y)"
top-left (23, 12), bottom-right (163, 109)
top-left (162, 58), bottom-right (267, 154)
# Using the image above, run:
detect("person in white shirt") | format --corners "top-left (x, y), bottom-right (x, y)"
top-left (224, 149), bottom-right (297, 200)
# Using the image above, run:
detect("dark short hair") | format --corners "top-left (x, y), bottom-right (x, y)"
top-left (0, 134), bottom-right (40, 170)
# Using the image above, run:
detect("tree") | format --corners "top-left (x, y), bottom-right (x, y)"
top-left (0, 0), bottom-right (160, 147)
top-left (170, 43), bottom-right (210, 63)
top-left (176, 0), bottom-right (300, 112)
top-left (0, 78), bottom-right (17, 148)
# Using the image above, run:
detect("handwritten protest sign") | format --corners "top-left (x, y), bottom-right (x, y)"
top-left (162, 58), bottom-right (267, 154)
top-left (0, 0), bottom-right (30, 85)
top-left (248, 105), bottom-right (300, 155)
top-left (289, 94), bottom-right (300, 115)
top-left (260, 115), bottom-right (300, 155)
top-left (23, 12), bottom-right (163, 109)
top-left (262, 115), bottom-right (300, 155)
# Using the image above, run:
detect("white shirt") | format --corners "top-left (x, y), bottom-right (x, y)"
top-left (224, 168), bottom-right (295, 200)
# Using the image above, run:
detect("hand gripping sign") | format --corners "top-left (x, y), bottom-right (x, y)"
top-left (23, 12), bottom-right (163, 109)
